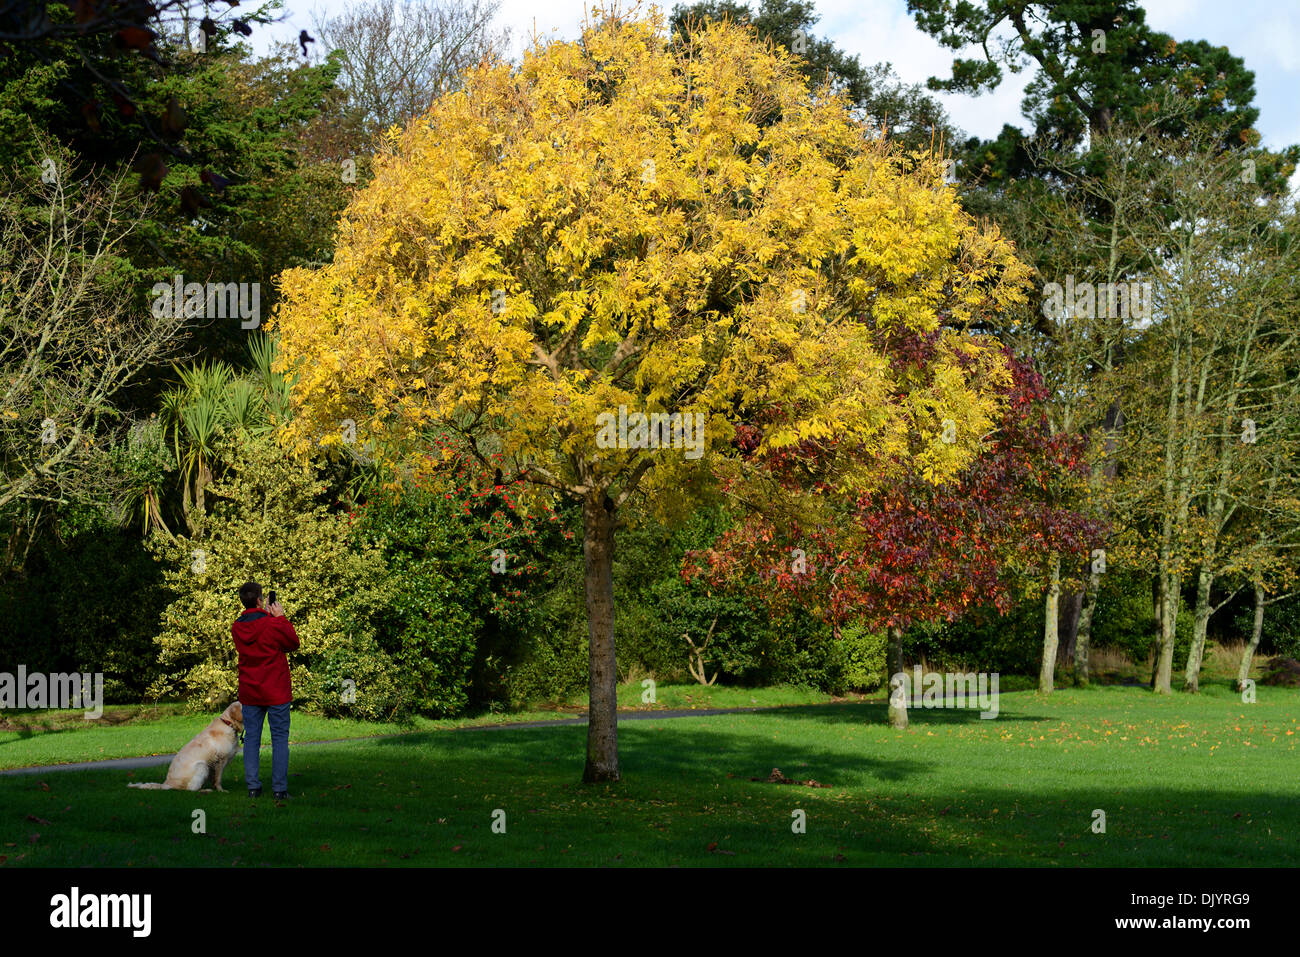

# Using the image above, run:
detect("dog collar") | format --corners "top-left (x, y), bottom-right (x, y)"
top-left (221, 716), bottom-right (244, 743)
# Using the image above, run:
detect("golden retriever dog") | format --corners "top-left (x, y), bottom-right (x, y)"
top-left (127, 702), bottom-right (244, 792)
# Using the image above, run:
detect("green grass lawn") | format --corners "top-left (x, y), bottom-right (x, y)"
top-left (0, 683), bottom-right (837, 770)
top-left (1, 682), bottom-right (1295, 866)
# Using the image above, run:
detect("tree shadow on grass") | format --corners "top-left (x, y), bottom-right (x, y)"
top-left (741, 698), bottom-right (1050, 727)
top-left (358, 699), bottom-right (1025, 788)
top-left (3, 716), bottom-right (1299, 867)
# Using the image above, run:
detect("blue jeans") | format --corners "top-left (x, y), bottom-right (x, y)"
top-left (242, 702), bottom-right (290, 793)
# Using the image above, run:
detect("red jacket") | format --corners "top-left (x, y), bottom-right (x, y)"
top-left (231, 608), bottom-right (300, 706)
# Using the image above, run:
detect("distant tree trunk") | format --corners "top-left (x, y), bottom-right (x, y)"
top-left (1040, 552), bottom-right (1061, 692)
top-left (1183, 563), bottom-right (1215, 692)
top-left (1154, 570), bottom-right (1179, 694)
top-left (1075, 569), bottom-right (1101, 685)
top-left (1150, 574), bottom-right (1162, 687)
top-left (1058, 588), bottom-right (1083, 665)
top-left (1062, 401), bottom-right (1123, 672)
top-left (886, 625), bottom-right (907, 730)
top-left (1237, 582), bottom-right (1265, 692)
top-left (581, 493), bottom-right (619, 783)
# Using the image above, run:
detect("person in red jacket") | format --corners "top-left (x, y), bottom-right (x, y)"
top-left (232, 580), bottom-right (299, 800)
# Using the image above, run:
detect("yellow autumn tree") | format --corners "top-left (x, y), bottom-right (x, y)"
top-left (272, 7), bottom-right (1031, 781)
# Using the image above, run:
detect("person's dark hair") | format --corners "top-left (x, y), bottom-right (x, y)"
top-left (238, 581), bottom-right (262, 610)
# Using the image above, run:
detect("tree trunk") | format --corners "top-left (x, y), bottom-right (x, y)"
top-left (1150, 574), bottom-right (1162, 687)
top-left (1183, 563), bottom-right (1214, 692)
top-left (1075, 569), bottom-right (1101, 685)
top-left (1154, 571), bottom-right (1179, 694)
top-left (1058, 588), bottom-right (1083, 665)
top-left (1040, 552), bottom-right (1061, 692)
top-left (886, 625), bottom-right (907, 730)
top-left (1237, 582), bottom-right (1265, 692)
top-left (581, 493), bottom-right (619, 783)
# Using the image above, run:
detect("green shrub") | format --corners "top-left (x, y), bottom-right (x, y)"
top-left (1090, 570), bottom-right (1159, 663)
top-left (838, 620), bottom-right (888, 692)
top-left (0, 505), bottom-right (167, 702)
top-left (908, 599), bottom-right (1042, 675)
top-left (353, 464), bottom-right (563, 711)
top-left (149, 435), bottom-right (407, 719)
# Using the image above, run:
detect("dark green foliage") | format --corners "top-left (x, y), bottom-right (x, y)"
top-left (908, 0), bottom-right (1297, 191)
top-left (908, 599), bottom-right (1043, 676)
top-left (351, 466), bottom-right (566, 712)
top-left (0, 507), bottom-right (168, 702)
top-left (1231, 593), bottom-right (1300, 659)
top-left (494, 504), bottom-right (858, 703)
top-left (1088, 569), bottom-right (1158, 665)
top-left (611, 507), bottom-right (848, 692)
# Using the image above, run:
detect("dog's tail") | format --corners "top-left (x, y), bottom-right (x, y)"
top-left (126, 782), bottom-right (169, 789)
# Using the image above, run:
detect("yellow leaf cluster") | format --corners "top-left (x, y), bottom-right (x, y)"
top-left (271, 8), bottom-right (1031, 503)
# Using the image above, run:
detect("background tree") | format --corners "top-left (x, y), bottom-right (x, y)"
top-left (1089, 116), bottom-right (1300, 693)
top-left (916, 0), bottom-right (1299, 674)
top-left (687, 343), bottom-right (1100, 718)
top-left (0, 151), bottom-right (184, 568)
top-left (311, 0), bottom-right (508, 139)
top-left (907, 0), bottom-right (1297, 191)
top-left (0, 0), bottom-right (283, 170)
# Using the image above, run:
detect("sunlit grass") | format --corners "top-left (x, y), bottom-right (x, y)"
top-left (1, 684), bottom-right (1294, 867)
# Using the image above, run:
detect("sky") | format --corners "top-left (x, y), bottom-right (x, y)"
top-left (256, 0), bottom-right (1300, 156)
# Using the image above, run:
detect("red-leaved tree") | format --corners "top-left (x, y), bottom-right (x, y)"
top-left (686, 333), bottom-right (1104, 726)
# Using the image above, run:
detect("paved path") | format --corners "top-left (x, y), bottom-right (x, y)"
top-left (0, 704), bottom-right (799, 776)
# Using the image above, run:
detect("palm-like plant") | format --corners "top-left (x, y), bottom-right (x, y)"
top-left (158, 336), bottom-right (296, 534)
top-left (112, 417), bottom-right (175, 538)
top-left (221, 379), bottom-right (267, 434)
top-left (162, 361), bottom-right (235, 534)
top-left (246, 333), bottom-right (294, 427)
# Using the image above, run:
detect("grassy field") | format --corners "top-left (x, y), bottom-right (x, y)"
top-left (0, 683), bottom-right (838, 770)
top-left (1, 682), bottom-right (1295, 867)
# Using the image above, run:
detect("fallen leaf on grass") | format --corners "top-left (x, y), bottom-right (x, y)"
top-left (750, 767), bottom-right (827, 788)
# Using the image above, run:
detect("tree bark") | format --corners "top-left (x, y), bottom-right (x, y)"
top-left (1058, 588), bottom-right (1083, 665)
top-left (1183, 562), bottom-right (1215, 692)
top-left (1150, 574), bottom-right (1162, 687)
top-left (1075, 568), bottom-right (1101, 685)
top-left (1040, 552), bottom-right (1061, 692)
top-left (1237, 582), bottom-right (1265, 692)
top-left (581, 493), bottom-right (619, 783)
top-left (886, 625), bottom-right (907, 730)
top-left (1154, 570), bottom-right (1179, 694)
